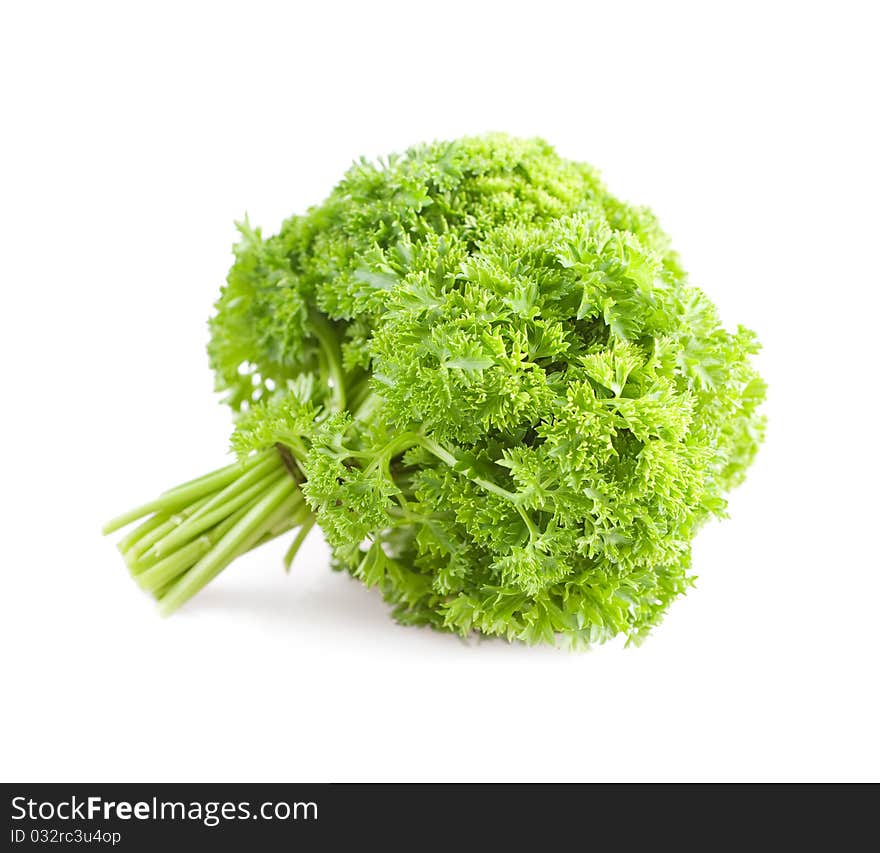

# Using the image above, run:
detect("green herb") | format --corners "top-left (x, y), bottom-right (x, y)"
top-left (104, 134), bottom-right (765, 647)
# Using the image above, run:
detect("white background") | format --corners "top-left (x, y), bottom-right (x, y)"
top-left (2, 1), bottom-right (878, 782)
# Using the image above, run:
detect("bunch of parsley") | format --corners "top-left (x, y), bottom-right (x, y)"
top-left (105, 134), bottom-right (765, 647)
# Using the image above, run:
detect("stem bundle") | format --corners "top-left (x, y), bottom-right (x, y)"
top-left (102, 448), bottom-right (311, 614)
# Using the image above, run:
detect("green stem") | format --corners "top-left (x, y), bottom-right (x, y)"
top-left (517, 505), bottom-right (540, 541)
top-left (135, 534), bottom-right (223, 593)
top-left (309, 312), bottom-right (346, 411)
top-left (104, 445), bottom-right (316, 614)
top-left (365, 431), bottom-right (423, 476)
top-left (102, 456), bottom-right (258, 534)
top-left (116, 513), bottom-right (167, 555)
top-left (148, 466), bottom-right (286, 559)
top-left (124, 495), bottom-right (213, 564)
top-left (417, 436), bottom-right (520, 503)
top-left (349, 379), bottom-right (376, 419)
top-left (250, 491), bottom-right (307, 551)
top-left (158, 477), bottom-right (299, 615)
top-left (283, 514), bottom-right (316, 571)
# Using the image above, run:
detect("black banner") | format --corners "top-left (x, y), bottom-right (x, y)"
top-left (1, 783), bottom-right (869, 848)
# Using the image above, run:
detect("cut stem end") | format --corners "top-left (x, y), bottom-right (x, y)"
top-left (103, 447), bottom-right (312, 614)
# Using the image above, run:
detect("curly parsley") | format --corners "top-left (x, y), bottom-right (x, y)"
top-left (104, 134), bottom-right (765, 647)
